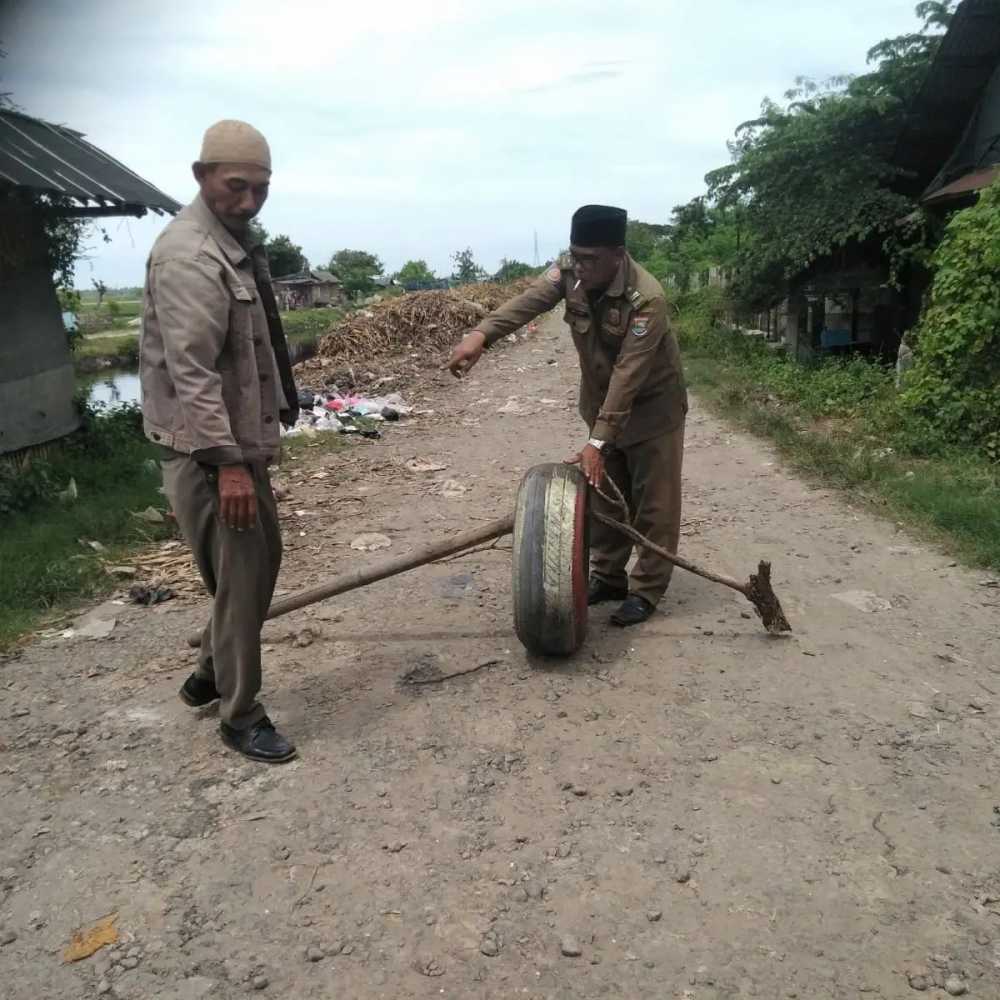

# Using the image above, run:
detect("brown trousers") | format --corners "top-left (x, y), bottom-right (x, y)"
top-left (161, 456), bottom-right (282, 729)
top-left (590, 423), bottom-right (685, 605)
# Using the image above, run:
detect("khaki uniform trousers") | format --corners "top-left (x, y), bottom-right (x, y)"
top-left (590, 422), bottom-right (685, 606)
top-left (161, 456), bottom-right (282, 729)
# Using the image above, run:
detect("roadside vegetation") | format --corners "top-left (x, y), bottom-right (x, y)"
top-left (0, 402), bottom-right (168, 651)
top-left (622, 0), bottom-right (998, 570)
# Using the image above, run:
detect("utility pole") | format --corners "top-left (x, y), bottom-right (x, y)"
top-left (533, 230), bottom-right (539, 268)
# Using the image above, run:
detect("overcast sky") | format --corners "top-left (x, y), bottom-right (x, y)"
top-left (2, 0), bottom-right (922, 287)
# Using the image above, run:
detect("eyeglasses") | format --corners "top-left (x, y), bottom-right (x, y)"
top-left (569, 252), bottom-right (604, 270)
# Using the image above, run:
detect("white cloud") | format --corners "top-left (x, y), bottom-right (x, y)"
top-left (1, 0), bottom-right (926, 284)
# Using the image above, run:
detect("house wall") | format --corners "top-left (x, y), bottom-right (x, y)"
top-left (0, 202), bottom-right (80, 453)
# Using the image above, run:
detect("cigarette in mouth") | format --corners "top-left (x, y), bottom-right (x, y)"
top-left (573, 279), bottom-right (581, 291)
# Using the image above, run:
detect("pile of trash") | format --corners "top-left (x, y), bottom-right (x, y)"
top-left (283, 389), bottom-right (412, 439)
top-left (296, 278), bottom-right (536, 377)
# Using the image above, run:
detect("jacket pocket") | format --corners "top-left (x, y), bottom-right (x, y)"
top-left (563, 306), bottom-right (591, 336)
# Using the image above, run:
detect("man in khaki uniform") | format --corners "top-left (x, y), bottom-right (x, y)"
top-left (449, 205), bottom-right (687, 626)
top-left (141, 121), bottom-right (299, 762)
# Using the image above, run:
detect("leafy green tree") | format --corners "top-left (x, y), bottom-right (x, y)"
top-left (395, 259), bottom-right (436, 284)
top-left (247, 219), bottom-right (268, 248)
top-left (899, 179), bottom-right (1000, 457)
top-left (493, 258), bottom-right (535, 283)
top-left (329, 249), bottom-right (384, 297)
top-left (266, 234), bottom-right (308, 278)
top-left (703, 1), bottom-right (955, 309)
top-left (92, 278), bottom-right (108, 307)
top-left (451, 247), bottom-right (487, 285)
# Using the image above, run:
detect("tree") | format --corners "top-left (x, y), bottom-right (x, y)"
top-left (899, 179), bottom-right (1000, 457)
top-left (328, 249), bottom-right (384, 298)
top-left (247, 219), bottom-right (269, 248)
top-left (395, 259), bottom-right (436, 284)
top-left (702, 1), bottom-right (955, 309)
top-left (92, 278), bottom-right (108, 307)
top-left (266, 234), bottom-right (308, 278)
top-left (451, 247), bottom-right (487, 285)
top-left (493, 258), bottom-right (535, 283)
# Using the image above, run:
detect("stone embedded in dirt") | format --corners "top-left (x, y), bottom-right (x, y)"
top-left (294, 631), bottom-right (314, 649)
top-left (675, 870), bottom-right (691, 884)
top-left (513, 886), bottom-right (529, 903)
top-left (560, 935), bottom-right (582, 957)
top-left (480, 932), bottom-right (500, 957)
top-left (350, 533), bottom-right (392, 552)
top-left (909, 703), bottom-right (932, 720)
top-left (324, 941), bottom-right (343, 957)
top-left (251, 975), bottom-right (269, 990)
top-left (646, 910), bottom-right (663, 922)
top-left (831, 589), bottom-right (893, 614)
top-left (556, 843), bottom-right (571, 859)
top-left (96, 981), bottom-right (111, 996)
top-left (416, 956), bottom-right (445, 977)
top-left (944, 977), bottom-right (968, 996)
top-left (0, 928), bottom-right (16, 945)
top-left (571, 787), bottom-right (588, 797)
top-left (121, 956), bottom-right (139, 970)
top-left (305, 945), bottom-right (324, 963)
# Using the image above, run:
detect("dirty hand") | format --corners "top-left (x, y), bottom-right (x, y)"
top-left (566, 443), bottom-right (605, 488)
top-left (448, 331), bottom-right (486, 377)
top-left (218, 465), bottom-right (257, 532)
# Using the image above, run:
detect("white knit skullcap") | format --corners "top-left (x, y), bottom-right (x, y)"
top-left (199, 120), bottom-right (271, 171)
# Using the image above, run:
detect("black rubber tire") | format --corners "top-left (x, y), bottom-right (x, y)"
top-left (512, 462), bottom-right (589, 656)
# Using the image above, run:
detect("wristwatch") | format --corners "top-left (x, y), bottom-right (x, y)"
top-left (587, 437), bottom-right (609, 454)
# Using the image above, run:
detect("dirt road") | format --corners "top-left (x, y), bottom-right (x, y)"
top-left (2, 311), bottom-right (999, 1000)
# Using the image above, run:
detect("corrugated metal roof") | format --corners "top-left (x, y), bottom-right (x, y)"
top-left (923, 163), bottom-right (1000, 202)
top-left (892, 0), bottom-right (1000, 195)
top-left (0, 110), bottom-right (180, 216)
top-left (273, 268), bottom-right (341, 285)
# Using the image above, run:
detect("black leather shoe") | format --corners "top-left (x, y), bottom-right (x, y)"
top-left (179, 673), bottom-right (220, 707)
top-left (588, 578), bottom-right (629, 606)
top-left (220, 717), bottom-right (297, 763)
top-left (610, 595), bottom-right (656, 627)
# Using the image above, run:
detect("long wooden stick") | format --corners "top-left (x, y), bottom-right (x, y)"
top-left (187, 513), bottom-right (515, 646)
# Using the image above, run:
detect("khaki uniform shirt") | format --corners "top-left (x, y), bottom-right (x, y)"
top-left (475, 254), bottom-right (687, 448)
top-left (140, 195), bottom-right (296, 466)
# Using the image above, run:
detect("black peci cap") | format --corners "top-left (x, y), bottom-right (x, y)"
top-left (570, 204), bottom-right (628, 247)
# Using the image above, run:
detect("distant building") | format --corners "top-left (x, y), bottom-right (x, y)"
top-left (0, 109), bottom-right (179, 454)
top-left (762, 0), bottom-right (1000, 362)
top-left (272, 269), bottom-right (345, 309)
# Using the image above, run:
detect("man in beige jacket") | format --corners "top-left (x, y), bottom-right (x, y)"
top-left (140, 120), bottom-right (299, 762)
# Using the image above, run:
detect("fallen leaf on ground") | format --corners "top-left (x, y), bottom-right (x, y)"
top-left (63, 913), bottom-right (118, 962)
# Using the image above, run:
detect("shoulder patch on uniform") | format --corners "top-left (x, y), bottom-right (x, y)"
top-left (627, 288), bottom-right (643, 307)
top-left (631, 311), bottom-right (651, 338)
top-left (546, 266), bottom-right (562, 284)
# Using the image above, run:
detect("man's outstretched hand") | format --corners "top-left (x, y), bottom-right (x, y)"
top-left (448, 330), bottom-right (486, 377)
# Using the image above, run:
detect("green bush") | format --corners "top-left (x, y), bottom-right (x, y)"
top-left (899, 180), bottom-right (1000, 458)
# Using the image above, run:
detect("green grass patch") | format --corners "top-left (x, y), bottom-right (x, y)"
top-left (280, 308), bottom-right (344, 345)
top-left (0, 405), bottom-right (170, 651)
top-left (682, 331), bottom-right (1000, 569)
top-left (75, 333), bottom-right (140, 364)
